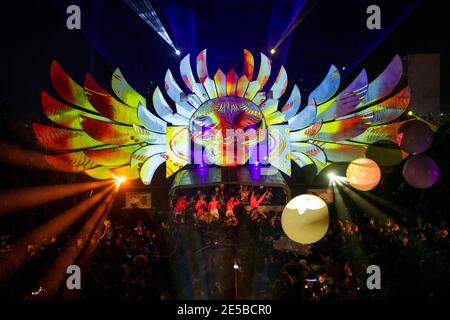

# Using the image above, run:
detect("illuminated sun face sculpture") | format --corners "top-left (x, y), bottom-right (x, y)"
top-left (190, 96), bottom-right (267, 165)
top-left (34, 49), bottom-right (413, 185)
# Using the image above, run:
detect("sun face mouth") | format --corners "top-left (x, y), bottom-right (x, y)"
top-left (189, 96), bottom-right (267, 166)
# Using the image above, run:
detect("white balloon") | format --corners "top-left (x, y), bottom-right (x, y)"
top-left (281, 194), bottom-right (329, 244)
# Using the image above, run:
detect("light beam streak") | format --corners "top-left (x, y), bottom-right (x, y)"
top-left (0, 180), bottom-right (111, 217)
top-left (0, 185), bottom-right (115, 283)
top-left (124, 0), bottom-right (178, 52)
top-left (33, 187), bottom-right (118, 299)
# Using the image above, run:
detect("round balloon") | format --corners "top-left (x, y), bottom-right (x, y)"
top-left (281, 194), bottom-right (329, 244)
top-left (346, 158), bottom-right (381, 191)
top-left (403, 155), bottom-right (439, 189)
top-left (397, 120), bottom-right (433, 154)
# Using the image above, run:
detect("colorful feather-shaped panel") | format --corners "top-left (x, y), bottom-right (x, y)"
top-left (308, 65), bottom-right (340, 105)
top-left (80, 116), bottom-right (139, 145)
top-left (196, 49), bottom-right (209, 83)
top-left (130, 145), bottom-right (166, 168)
top-left (317, 113), bottom-right (373, 141)
top-left (45, 152), bottom-right (99, 172)
top-left (352, 121), bottom-right (409, 144)
top-left (42, 91), bottom-right (84, 130)
top-left (268, 67), bottom-right (288, 100)
top-left (214, 69), bottom-right (227, 97)
top-left (137, 103), bottom-right (167, 134)
top-left (50, 61), bottom-right (97, 113)
top-left (291, 151), bottom-right (313, 168)
top-left (111, 68), bottom-right (146, 108)
top-left (281, 85), bottom-right (301, 119)
top-left (242, 49), bottom-right (254, 80)
top-left (140, 153), bottom-right (166, 185)
top-left (84, 144), bottom-right (140, 167)
top-left (291, 142), bottom-right (327, 164)
top-left (359, 55), bottom-right (403, 108)
top-left (316, 70), bottom-right (368, 121)
top-left (310, 141), bottom-right (367, 162)
top-left (84, 74), bottom-right (141, 125)
top-left (85, 166), bottom-right (116, 180)
top-left (33, 123), bottom-right (104, 151)
top-left (226, 69), bottom-right (238, 96)
top-left (256, 53), bottom-right (271, 90)
top-left (365, 86), bottom-right (410, 125)
top-left (290, 122), bottom-right (322, 142)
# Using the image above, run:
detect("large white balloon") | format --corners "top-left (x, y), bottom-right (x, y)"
top-left (281, 194), bottom-right (329, 244)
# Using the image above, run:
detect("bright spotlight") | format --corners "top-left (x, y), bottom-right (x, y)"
top-left (270, 48), bottom-right (276, 55)
top-left (175, 49), bottom-right (181, 56)
top-left (115, 177), bottom-right (126, 185)
top-left (407, 110), bottom-right (413, 116)
top-left (328, 172), bottom-right (336, 180)
top-left (233, 263), bottom-right (239, 270)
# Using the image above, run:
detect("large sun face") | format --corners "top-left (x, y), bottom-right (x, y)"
top-left (189, 96), bottom-right (267, 165)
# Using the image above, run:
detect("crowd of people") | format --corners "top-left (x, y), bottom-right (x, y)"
top-left (77, 203), bottom-right (450, 300)
top-left (0, 104), bottom-right (449, 300)
top-left (0, 178), bottom-right (449, 299)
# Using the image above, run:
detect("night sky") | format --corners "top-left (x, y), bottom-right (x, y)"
top-left (0, 0), bottom-right (445, 123)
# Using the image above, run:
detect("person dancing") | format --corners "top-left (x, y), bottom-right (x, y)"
top-left (225, 196), bottom-right (240, 226)
top-left (249, 190), bottom-right (268, 220)
top-left (194, 195), bottom-right (207, 223)
top-left (174, 195), bottom-right (192, 223)
top-left (207, 195), bottom-right (220, 224)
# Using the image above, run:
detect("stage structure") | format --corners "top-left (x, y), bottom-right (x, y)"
top-left (34, 49), bottom-right (413, 185)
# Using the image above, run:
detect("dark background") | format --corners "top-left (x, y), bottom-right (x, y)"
top-left (0, 0), bottom-right (446, 122)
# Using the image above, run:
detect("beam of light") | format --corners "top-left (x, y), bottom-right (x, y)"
top-left (352, 188), bottom-right (414, 220)
top-left (0, 180), bottom-right (111, 217)
top-left (331, 181), bottom-right (353, 222)
top-left (124, 0), bottom-right (178, 53)
top-left (328, 174), bottom-right (347, 187)
top-left (32, 186), bottom-right (119, 299)
top-left (331, 179), bottom-right (370, 274)
top-left (0, 140), bottom-right (55, 171)
top-left (408, 112), bottom-right (439, 131)
top-left (270, 0), bottom-right (320, 52)
top-left (334, 177), bottom-right (450, 275)
top-left (0, 184), bottom-right (115, 283)
top-left (334, 178), bottom-right (387, 221)
top-left (60, 190), bottom-right (117, 300)
top-left (345, 0), bottom-right (421, 74)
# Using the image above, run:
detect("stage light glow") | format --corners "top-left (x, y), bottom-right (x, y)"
top-left (115, 176), bottom-right (127, 184)
top-left (408, 110), bottom-right (413, 116)
top-left (328, 172), bottom-right (336, 180)
top-left (175, 49), bottom-right (181, 55)
top-left (270, 48), bottom-right (276, 54)
top-left (233, 263), bottom-right (239, 270)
